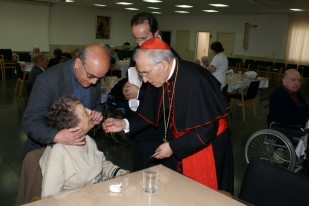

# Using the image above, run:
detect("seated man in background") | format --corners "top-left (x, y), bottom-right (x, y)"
top-left (269, 68), bottom-right (309, 127)
top-left (48, 48), bottom-right (64, 68)
top-left (201, 56), bottom-right (209, 68)
top-left (29, 45), bottom-right (40, 60)
top-left (27, 53), bottom-right (48, 96)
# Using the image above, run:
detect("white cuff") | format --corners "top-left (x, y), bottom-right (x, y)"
top-left (123, 119), bottom-right (130, 133)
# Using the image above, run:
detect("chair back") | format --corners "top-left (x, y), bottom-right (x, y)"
top-left (244, 80), bottom-right (260, 100)
top-left (239, 159), bottom-right (309, 206)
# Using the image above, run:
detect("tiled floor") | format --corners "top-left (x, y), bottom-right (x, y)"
top-left (0, 77), bottom-right (306, 205)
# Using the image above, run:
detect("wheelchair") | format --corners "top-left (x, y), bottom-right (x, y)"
top-left (245, 121), bottom-right (308, 173)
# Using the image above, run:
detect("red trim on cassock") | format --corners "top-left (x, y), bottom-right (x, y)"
top-left (174, 117), bottom-right (228, 190)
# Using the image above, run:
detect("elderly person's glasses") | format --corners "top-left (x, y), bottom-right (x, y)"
top-left (138, 63), bottom-right (160, 78)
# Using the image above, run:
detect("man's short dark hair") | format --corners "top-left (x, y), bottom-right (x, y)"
top-left (131, 12), bottom-right (159, 34)
top-left (211, 41), bottom-right (224, 53)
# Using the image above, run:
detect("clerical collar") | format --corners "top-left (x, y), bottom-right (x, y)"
top-left (166, 58), bottom-right (176, 82)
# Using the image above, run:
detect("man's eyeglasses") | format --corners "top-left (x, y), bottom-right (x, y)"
top-left (81, 63), bottom-right (101, 79)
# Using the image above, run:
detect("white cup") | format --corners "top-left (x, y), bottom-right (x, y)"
top-left (143, 170), bottom-right (159, 193)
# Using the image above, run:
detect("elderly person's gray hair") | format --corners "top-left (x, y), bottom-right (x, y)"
top-left (134, 49), bottom-right (174, 66)
top-left (201, 56), bottom-right (209, 62)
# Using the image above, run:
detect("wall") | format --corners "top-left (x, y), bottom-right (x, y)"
top-left (157, 14), bottom-right (288, 60)
top-left (0, 1), bottom-right (50, 51)
top-left (0, 1), bottom-right (289, 61)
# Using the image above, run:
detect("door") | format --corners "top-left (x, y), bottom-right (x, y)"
top-left (176, 30), bottom-right (192, 61)
top-left (195, 32), bottom-right (210, 61)
top-left (217, 33), bottom-right (235, 58)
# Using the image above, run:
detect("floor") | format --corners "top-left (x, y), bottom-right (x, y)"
top-left (0, 77), bottom-right (306, 205)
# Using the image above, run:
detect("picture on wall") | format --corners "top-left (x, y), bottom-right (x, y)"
top-left (96, 16), bottom-right (110, 39)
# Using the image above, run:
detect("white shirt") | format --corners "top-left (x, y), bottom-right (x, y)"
top-left (210, 53), bottom-right (228, 89)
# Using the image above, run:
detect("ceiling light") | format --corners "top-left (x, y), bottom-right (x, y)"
top-left (176, 5), bottom-right (193, 8)
top-left (203, 10), bottom-right (219, 13)
top-left (116, 2), bottom-right (133, 5)
top-left (209, 4), bottom-right (228, 7)
top-left (94, 4), bottom-right (106, 7)
top-left (175, 11), bottom-right (190, 14)
top-left (143, 0), bottom-right (162, 3)
top-left (152, 12), bottom-right (162, 14)
top-left (125, 8), bottom-right (139, 10)
top-left (65, 0), bottom-right (75, 2)
top-left (148, 7), bottom-right (160, 9)
top-left (290, 8), bottom-right (303, 11)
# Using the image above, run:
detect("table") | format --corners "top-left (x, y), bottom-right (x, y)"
top-left (24, 165), bottom-right (245, 206)
top-left (226, 74), bottom-right (269, 93)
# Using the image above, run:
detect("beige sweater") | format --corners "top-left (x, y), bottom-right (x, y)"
top-left (40, 135), bottom-right (128, 198)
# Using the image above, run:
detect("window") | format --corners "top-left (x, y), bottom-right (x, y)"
top-left (285, 15), bottom-right (309, 65)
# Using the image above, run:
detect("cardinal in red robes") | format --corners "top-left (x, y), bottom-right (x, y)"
top-left (103, 38), bottom-right (234, 194)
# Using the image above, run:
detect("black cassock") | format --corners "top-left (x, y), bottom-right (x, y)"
top-left (129, 58), bottom-right (234, 194)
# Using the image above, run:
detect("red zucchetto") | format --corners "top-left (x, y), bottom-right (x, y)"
top-left (140, 38), bottom-right (171, 50)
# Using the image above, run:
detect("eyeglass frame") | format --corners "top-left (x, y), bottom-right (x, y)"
top-left (80, 60), bottom-right (102, 79)
top-left (138, 62), bottom-right (161, 78)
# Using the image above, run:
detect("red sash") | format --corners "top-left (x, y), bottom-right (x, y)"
top-left (173, 118), bottom-right (228, 190)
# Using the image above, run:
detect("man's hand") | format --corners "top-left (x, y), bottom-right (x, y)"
top-left (154, 142), bottom-right (173, 159)
top-left (53, 127), bottom-right (86, 145)
top-left (91, 110), bottom-right (103, 125)
top-left (123, 82), bottom-right (139, 100)
top-left (102, 118), bottom-right (126, 133)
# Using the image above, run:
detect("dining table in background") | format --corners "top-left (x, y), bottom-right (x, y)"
top-left (24, 164), bottom-right (245, 206)
top-left (226, 73), bottom-right (269, 93)
top-left (118, 59), bottom-right (130, 78)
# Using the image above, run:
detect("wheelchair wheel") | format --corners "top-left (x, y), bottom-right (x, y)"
top-left (245, 129), bottom-right (296, 171)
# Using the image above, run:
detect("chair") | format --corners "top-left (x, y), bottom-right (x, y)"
top-left (14, 63), bottom-right (28, 97)
top-left (239, 59), bottom-right (254, 73)
top-left (16, 148), bottom-right (45, 205)
top-left (0, 49), bottom-right (17, 79)
top-left (270, 62), bottom-right (285, 82)
top-left (239, 159), bottom-right (309, 206)
top-left (228, 80), bottom-right (260, 121)
top-left (286, 63), bottom-right (298, 70)
top-left (298, 65), bottom-right (309, 84)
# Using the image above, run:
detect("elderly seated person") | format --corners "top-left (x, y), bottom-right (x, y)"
top-left (40, 96), bottom-right (129, 198)
top-left (201, 56), bottom-right (209, 68)
top-left (269, 69), bottom-right (309, 128)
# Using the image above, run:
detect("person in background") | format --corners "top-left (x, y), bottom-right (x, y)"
top-left (48, 48), bottom-right (64, 68)
top-left (110, 46), bottom-right (119, 61)
top-left (40, 96), bottom-right (129, 198)
top-left (193, 59), bottom-right (201, 65)
top-left (71, 48), bottom-right (79, 59)
top-left (27, 53), bottom-right (48, 96)
top-left (269, 69), bottom-right (309, 127)
top-left (208, 42), bottom-right (228, 90)
top-left (201, 56), bottom-right (209, 68)
top-left (30, 45), bottom-right (41, 60)
top-left (103, 38), bottom-right (234, 194)
top-left (22, 43), bottom-right (110, 156)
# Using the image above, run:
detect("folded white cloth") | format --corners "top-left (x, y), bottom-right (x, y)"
top-left (244, 71), bottom-right (258, 79)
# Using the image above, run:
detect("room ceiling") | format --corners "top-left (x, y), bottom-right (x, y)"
top-left (5, 0), bottom-right (309, 15)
